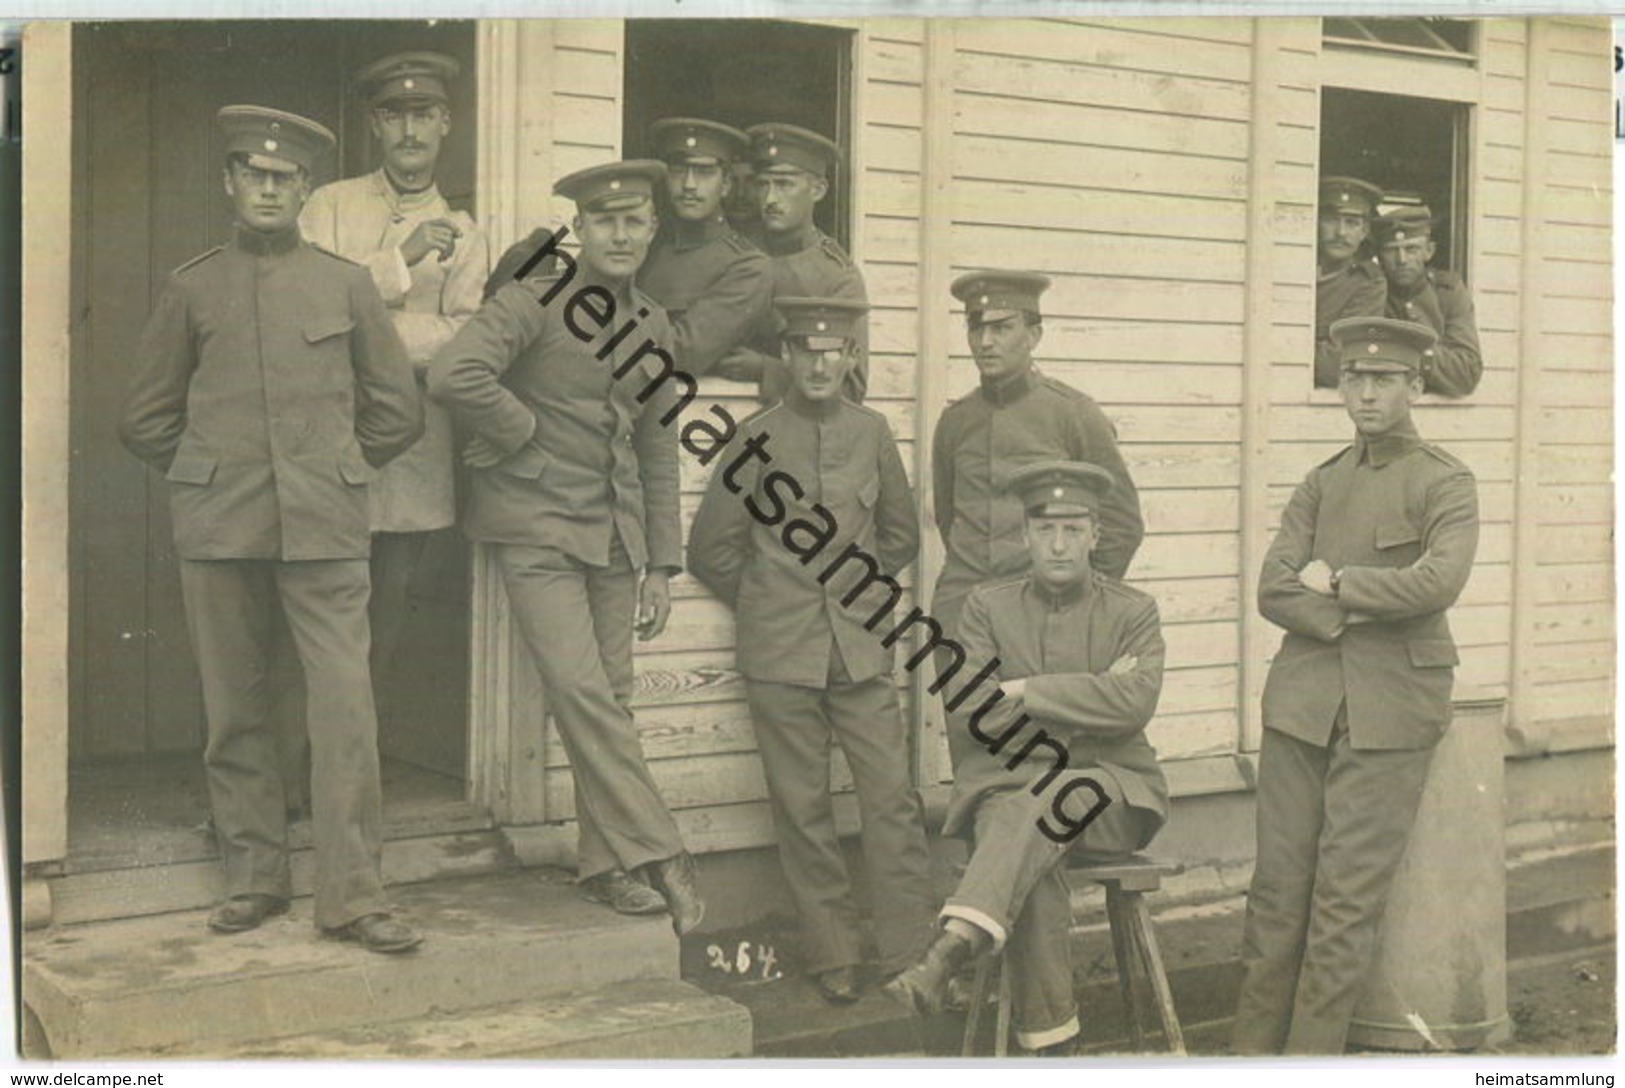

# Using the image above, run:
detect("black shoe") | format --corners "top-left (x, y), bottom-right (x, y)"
top-left (328, 912), bottom-right (423, 954)
top-left (1033, 1035), bottom-right (1080, 1058)
top-left (579, 869), bottom-right (668, 916)
top-left (645, 853), bottom-right (706, 936)
top-left (881, 929), bottom-right (979, 1017)
top-left (812, 965), bottom-right (861, 1005)
top-left (208, 894), bottom-right (288, 933)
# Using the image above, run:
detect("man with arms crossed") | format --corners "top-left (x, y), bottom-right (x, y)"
top-left (886, 461), bottom-right (1169, 1056)
top-left (1233, 317), bottom-right (1479, 1053)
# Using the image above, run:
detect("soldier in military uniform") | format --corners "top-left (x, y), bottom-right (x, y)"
top-left (1372, 205), bottom-right (1483, 397)
top-left (298, 52), bottom-right (489, 718)
top-left (120, 106), bottom-right (425, 953)
top-left (689, 298), bottom-right (934, 1005)
top-left (1232, 317), bottom-right (1480, 1054)
top-left (426, 160), bottom-right (705, 934)
top-left (637, 118), bottom-right (773, 383)
top-left (931, 271), bottom-right (1143, 641)
top-left (712, 123), bottom-right (869, 404)
top-left (1312, 176), bottom-right (1388, 389)
top-left (885, 461), bottom-right (1169, 1056)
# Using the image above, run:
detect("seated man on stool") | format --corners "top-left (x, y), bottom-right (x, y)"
top-left (884, 460), bottom-right (1170, 1056)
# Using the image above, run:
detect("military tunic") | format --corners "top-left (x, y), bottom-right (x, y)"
top-left (738, 223), bottom-right (870, 404)
top-left (300, 170), bottom-right (489, 531)
top-left (1385, 269), bottom-right (1483, 398)
top-left (1312, 259), bottom-right (1387, 389)
top-left (1234, 421), bottom-right (1480, 1055)
top-left (688, 391), bottom-right (934, 975)
top-left (940, 572), bottom-right (1169, 1049)
top-left (427, 275), bottom-right (686, 878)
top-left (931, 369), bottom-right (1144, 636)
top-left (638, 213), bottom-right (773, 378)
top-left (120, 224), bottom-right (422, 930)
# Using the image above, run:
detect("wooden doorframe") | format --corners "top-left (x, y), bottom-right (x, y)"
top-left (22, 22), bottom-right (74, 867)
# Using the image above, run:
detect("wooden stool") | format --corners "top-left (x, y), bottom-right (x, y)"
top-left (960, 854), bottom-right (1186, 1057)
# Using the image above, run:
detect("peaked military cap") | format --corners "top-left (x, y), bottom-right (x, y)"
top-left (951, 270), bottom-right (1052, 320)
top-left (1372, 204), bottom-right (1436, 246)
top-left (650, 118), bottom-right (750, 165)
top-left (747, 122), bottom-right (842, 177)
top-left (554, 160), bottom-right (668, 213)
top-left (354, 51), bottom-right (460, 107)
top-left (777, 296), bottom-right (868, 350)
top-left (217, 105), bottom-right (336, 174)
top-left (1005, 460), bottom-right (1116, 517)
top-left (1319, 175), bottom-right (1383, 216)
top-left (1330, 316), bottom-right (1438, 374)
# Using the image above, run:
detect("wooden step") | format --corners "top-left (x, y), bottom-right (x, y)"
top-left (25, 871), bottom-right (677, 1058)
top-left (207, 979), bottom-right (750, 1060)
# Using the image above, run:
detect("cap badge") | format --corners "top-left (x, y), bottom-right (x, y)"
top-left (979, 294), bottom-right (989, 305)
top-left (264, 138), bottom-right (278, 152)
top-left (768, 145), bottom-right (778, 156)
top-left (403, 78), bottom-right (416, 90)
top-left (685, 135), bottom-right (697, 148)
top-left (609, 178), bottom-right (622, 190)
top-left (1053, 487), bottom-right (1065, 498)
top-left (1367, 343), bottom-right (1379, 354)
top-left (1395, 229), bottom-right (1409, 240)
top-left (1338, 191), bottom-right (1349, 203)
top-left (815, 320), bottom-right (827, 332)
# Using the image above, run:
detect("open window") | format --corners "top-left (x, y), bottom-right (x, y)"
top-left (1320, 87), bottom-right (1471, 274)
top-left (622, 20), bottom-right (854, 249)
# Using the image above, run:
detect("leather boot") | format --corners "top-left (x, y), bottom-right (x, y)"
top-left (646, 852), bottom-right (706, 936)
top-left (882, 928), bottom-right (979, 1017)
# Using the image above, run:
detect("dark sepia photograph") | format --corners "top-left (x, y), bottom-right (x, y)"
top-left (13, 12), bottom-right (1615, 1064)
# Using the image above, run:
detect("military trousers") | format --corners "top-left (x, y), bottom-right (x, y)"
top-left (942, 770), bottom-right (1155, 1050)
top-left (495, 539), bottom-right (685, 881)
top-left (1232, 715), bottom-right (1435, 1055)
top-left (178, 558), bottom-right (390, 931)
top-left (744, 669), bottom-right (936, 977)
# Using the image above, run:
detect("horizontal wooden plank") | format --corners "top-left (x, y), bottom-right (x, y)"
top-left (1134, 575), bottom-right (1241, 625)
top-left (1536, 443), bottom-right (1614, 485)
top-left (1111, 404), bottom-right (1243, 444)
top-left (952, 134), bottom-right (1248, 202)
top-left (1536, 483), bottom-right (1613, 526)
top-left (1057, 15), bottom-right (1256, 47)
top-left (1447, 603), bottom-right (1512, 650)
top-left (1039, 362), bottom-right (1241, 406)
top-left (951, 222), bottom-right (1247, 284)
top-left (1524, 677), bottom-right (1614, 725)
top-left (1132, 532), bottom-right (1240, 580)
top-left (1002, 18), bottom-right (1253, 82)
top-left (953, 49), bottom-right (1253, 123)
top-left (1532, 601), bottom-right (1616, 645)
top-left (552, 44), bottom-right (621, 98)
top-left (953, 92), bottom-right (1249, 160)
top-left (1141, 487), bottom-right (1240, 535)
top-left (1145, 709), bottom-right (1237, 761)
top-left (1163, 620), bottom-right (1238, 670)
top-left (1130, 444), bottom-right (1242, 490)
top-left (863, 35), bottom-right (923, 85)
top-left (553, 19), bottom-right (622, 54)
top-left (951, 179), bottom-right (1249, 241)
top-left (1457, 642), bottom-right (1511, 692)
top-left (865, 79), bottom-right (924, 129)
top-left (1534, 405), bottom-right (1611, 445)
top-left (1535, 562), bottom-right (1613, 605)
top-left (1270, 403), bottom-right (1516, 443)
top-left (858, 123), bottom-right (922, 174)
top-left (1158, 663), bottom-right (1237, 716)
top-left (1529, 638), bottom-right (1615, 687)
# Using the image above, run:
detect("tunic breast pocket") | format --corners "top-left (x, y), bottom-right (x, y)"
top-left (1374, 519), bottom-right (1423, 565)
top-left (303, 317), bottom-right (357, 393)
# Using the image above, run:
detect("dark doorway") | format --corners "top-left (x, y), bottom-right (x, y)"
top-left (68, 21), bottom-right (477, 835)
top-left (623, 20), bottom-right (854, 248)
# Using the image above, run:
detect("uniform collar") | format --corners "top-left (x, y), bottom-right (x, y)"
top-left (783, 385), bottom-right (843, 421)
top-left (1026, 570), bottom-right (1093, 611)
top-left (761, 221), bottom-right (817, 257)
top-left (1387, 270), bottom-right (1433, 304)
top-left (233, 224), bottom-right (302, 256)
top-left (979, 367), bottom-right (1036, 407)
top-left (1354, 417), bottom-right (1423, 468)
top-left (372, 168), bottom-right (441, 215)
top-left (669, 214), bottom-right (729, 251)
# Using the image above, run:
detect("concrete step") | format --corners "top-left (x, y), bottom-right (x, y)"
top-left (25, 870), bottom-right (677, 1059)
top-left (209, 979), bottom-right (751, 1060)
top-left (44, 826), bottom-right (514, 927)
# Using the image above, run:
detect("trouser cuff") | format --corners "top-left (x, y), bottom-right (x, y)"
top-left (940, 903), bottom-right (1006, 952)
top-left (1018, 1015), bottom-right (1080, 1051)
